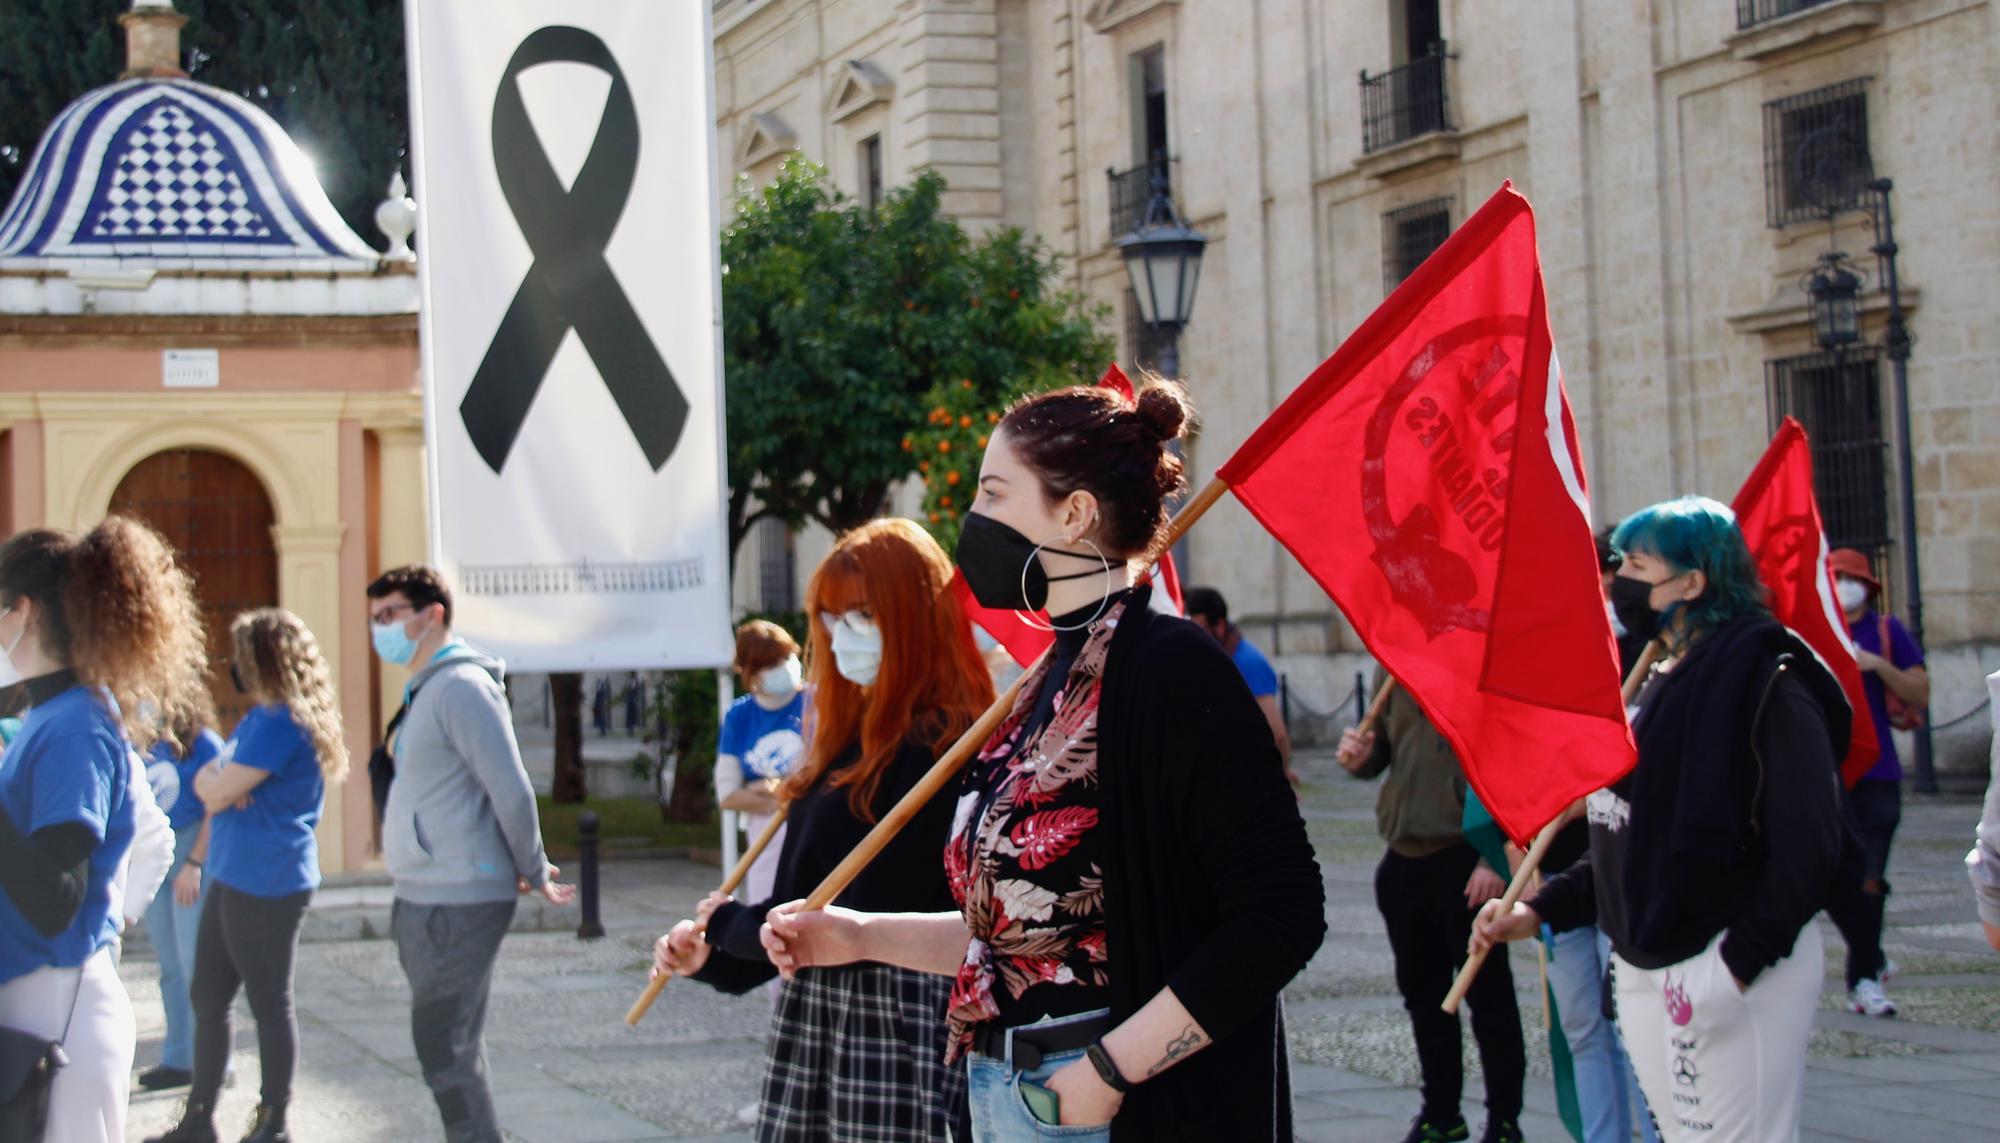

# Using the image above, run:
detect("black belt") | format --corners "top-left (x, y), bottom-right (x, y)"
top-left (970, 1013), bottom-right (1113, 1070)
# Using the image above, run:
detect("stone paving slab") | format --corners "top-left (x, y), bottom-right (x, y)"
top-left (121, 749), bottom-right (1997, 1141)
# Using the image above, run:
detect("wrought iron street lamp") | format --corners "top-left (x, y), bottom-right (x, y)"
top-left (1805, 251), bottom-right (1862, 351)
top-left (1799, 173), bottom-right (1933, 790)
top-left (1116, 164), bottom-right (1207, 378)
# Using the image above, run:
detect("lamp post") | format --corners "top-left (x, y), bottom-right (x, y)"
top-left (1802, 177), bottom-right (1934, 792)
top-left (1115, 163), bottom-right (1208, 378)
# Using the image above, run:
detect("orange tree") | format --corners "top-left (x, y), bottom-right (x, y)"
top-left (722, 157), bottom-right (1111, 557)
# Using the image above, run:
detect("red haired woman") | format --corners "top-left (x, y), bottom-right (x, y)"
top-left (653, 517), bottom-right (993, 1140)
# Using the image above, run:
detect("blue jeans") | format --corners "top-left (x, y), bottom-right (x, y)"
top-left (965, 1009), bottom-right (1113, 1142)
top-left (1548, 927), bottom-right (1659, 1143)
top-left (142, 823), bottom-right (206, 1069)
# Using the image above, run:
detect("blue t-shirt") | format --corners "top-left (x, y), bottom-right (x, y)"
top-left (208, 705), bottom-right (324, 899)
top-left (0, 684), bottom-right (135, 985)
top-left (1231, 637), bottom-right (1280, 699)
top-left (145, 729), bottom-right (226, 833)
top-left (1848, 611), bottom-right (1924, 783)
top-left (717, 692), bottom-right (806, 783)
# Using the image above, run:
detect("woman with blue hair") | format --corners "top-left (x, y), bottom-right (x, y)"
top-left (1473, 496), bottom-right (1847, 1142)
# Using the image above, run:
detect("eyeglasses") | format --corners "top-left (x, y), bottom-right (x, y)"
top-left (369, 602), bottom-right (415, 625)
top-left (820, 609), bottom-right (876, 636)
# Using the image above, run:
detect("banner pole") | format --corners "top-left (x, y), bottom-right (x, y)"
top-left (626, 803), bottom-right (790, 1026)
top-left (1622, 639), bottom-right (1662, 705)
top-left (1443, 818), bottom-right (1560, 1014)
top-left (798, 476), bottom-right (1232, 914)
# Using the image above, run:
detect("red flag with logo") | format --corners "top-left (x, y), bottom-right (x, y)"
top-left (956, 364), bottom-right (1183, 668)
top-left (1216, 183), bottom-right (1634, 845)
top-left (1731, 417), bottom-right (1879, 787)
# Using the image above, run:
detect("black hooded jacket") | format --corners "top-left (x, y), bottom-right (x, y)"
top-left (1532, 613), bottom-right (1849, 985)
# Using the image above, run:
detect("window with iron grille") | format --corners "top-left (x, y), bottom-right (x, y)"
top-left (1765, 349), bottom-right (1893, 551)
top-left (1764, 79), bottom-right (1872, 228)
top-left (1123, 288), bottom-right (1177, 374)
top-left (1382, 198), bottom-right (1452, 294)
top-left (1737, 0), bottom-right (1836, 29)
top-left (755, 516), bottom-right (798, 614)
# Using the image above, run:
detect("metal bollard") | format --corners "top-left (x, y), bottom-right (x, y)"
top-left (577, 810), bottom-right (606, 939)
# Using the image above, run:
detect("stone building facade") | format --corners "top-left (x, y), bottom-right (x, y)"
top-left (717, 0), bottom-right (1997, 766)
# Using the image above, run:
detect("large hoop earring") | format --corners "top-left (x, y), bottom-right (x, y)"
top-left (1013, 536), bottom-right (1115, 633)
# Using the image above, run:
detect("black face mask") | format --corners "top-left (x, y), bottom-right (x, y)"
top-left (954, 512), bottom-right (1106, 611)
top-left (228, 661), bottom-right (248, 696)
top-left (1609, 574), bottom-right (1660, 644)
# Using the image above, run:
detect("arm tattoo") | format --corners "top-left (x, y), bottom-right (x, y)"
top-left (1145, 1023), bottom-right (1210, 1078)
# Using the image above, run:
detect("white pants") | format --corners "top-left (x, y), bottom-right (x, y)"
top-left (1615, 924), bottom-right (1822, 1142)
top-left (0, 947), bottom-right (135, 1143)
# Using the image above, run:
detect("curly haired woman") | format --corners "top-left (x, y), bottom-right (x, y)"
top-left (150, 609), bottom-right (348, 1143)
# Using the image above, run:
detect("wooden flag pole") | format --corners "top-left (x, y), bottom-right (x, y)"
top-left (1623, 638), bottom-right (1663, 704)
top-left (1442, 639), bottom-right (1661, 1016)
top-left (799, 476), bottom-right (1232, 914)
top-left (1360, 677), bottom-right (1396, 735)
top-left (626, 804), bottom-right (792, 1026)
top-left (1443, 818), bottom-right (1560, 1013)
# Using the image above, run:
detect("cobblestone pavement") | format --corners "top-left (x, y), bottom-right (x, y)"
top-left (122, 747), bottom-right (1999, 1141)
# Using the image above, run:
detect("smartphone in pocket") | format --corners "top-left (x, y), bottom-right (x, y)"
top-left (1020, 1079), bottom-right (1062, 1125)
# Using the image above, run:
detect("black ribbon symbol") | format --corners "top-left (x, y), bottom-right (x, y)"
top-left (460, 26), bottom-right (688, 474)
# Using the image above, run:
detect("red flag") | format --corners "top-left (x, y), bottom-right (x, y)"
top-left (1731, 418), bottom-right (1879, 786)
top-left (954, 573), bottom-right (1054, 668)
top-left (1217, 183), bottom-right (1634, 845)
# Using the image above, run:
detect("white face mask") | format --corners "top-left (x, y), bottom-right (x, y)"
top-left (1836, 578), bottom-right (1870, 614)
top-left (759, 656), bottom-right (803, 699)
top-left (0, 606), bottom-right (23, 690)
top-left (823, 611), bottom-right (883, 688)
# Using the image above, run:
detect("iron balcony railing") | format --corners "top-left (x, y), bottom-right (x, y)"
top-left (1107, 154), bottom-right (1174, 239)
top-left (1738, 0), bottom-right (1836, 29)
top-left (1360, 44), bottom-right (1451, 154)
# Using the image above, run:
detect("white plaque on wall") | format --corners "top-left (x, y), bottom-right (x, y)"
top-left (162, 348), bottom-right (220, 389)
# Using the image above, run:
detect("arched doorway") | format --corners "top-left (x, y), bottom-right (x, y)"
top-left (111, 449), bottom-right (278, 734)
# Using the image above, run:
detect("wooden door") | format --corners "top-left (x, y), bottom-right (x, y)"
top-left (110, 450), bottom-right (278, 735)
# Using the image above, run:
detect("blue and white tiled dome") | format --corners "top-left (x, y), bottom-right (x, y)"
top-left (0, 78), bottom-right (378, 266)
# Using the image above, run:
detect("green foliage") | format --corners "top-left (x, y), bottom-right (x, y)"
top-left (630, 667), bottom-right (721, 824)
top-left (722, 157), bottom-right (1113, 557)
top-left (0, 1), bottom-right (407, 247)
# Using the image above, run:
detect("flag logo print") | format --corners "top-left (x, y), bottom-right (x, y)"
top-left (1362, 315), bottom-right (1528, 642)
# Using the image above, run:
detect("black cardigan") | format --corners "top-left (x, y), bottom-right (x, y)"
top-left (693, 734), bottom-right (960, 993)
top-left (1094, 587), bottom-right (1327, 1141)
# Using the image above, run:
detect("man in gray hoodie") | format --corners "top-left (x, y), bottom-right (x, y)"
top-left (367, 566), bottom-right (574, 1143)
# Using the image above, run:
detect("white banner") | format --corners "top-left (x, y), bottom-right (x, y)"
top-left (406, 0), bottom-right (731, 670)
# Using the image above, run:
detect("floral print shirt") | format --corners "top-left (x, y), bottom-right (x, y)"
top-left (944, 598), bottom-right (1126, 1061)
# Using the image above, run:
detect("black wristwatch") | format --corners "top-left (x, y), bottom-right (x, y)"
top-left (1085, 1040), bottom-right (1133, 1093)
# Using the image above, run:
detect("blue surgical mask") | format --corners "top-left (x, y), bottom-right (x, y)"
top-left (760, 656), bottom-right (803, 699)
top-left (824, 612), bottom-right (883, 687)
top-left (371, 619), bottom-right (420, 665)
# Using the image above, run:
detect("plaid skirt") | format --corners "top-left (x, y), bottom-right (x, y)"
top-left (757, 962), bottom-right (965, 1142)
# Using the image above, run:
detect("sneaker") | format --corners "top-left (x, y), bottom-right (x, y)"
top-left (1480, 1120), bottom-right (1525, 1143)
top-left (1402, 1116), bottom-right (1471, 1143)
top-left (1849, 977), bottom-right (1898, 1018)
top-left (735, 1101), bottom-right (759, 1125)
top-left (1880, 957), bottom-right (1899, 984)
top-left (138, 1064), bottom-right (193, 1091)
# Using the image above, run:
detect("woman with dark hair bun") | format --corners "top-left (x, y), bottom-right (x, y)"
top-left (761, 377), bottom-right (1327, 1141)
top-left (0, 517), bottom-right (212, 1143)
